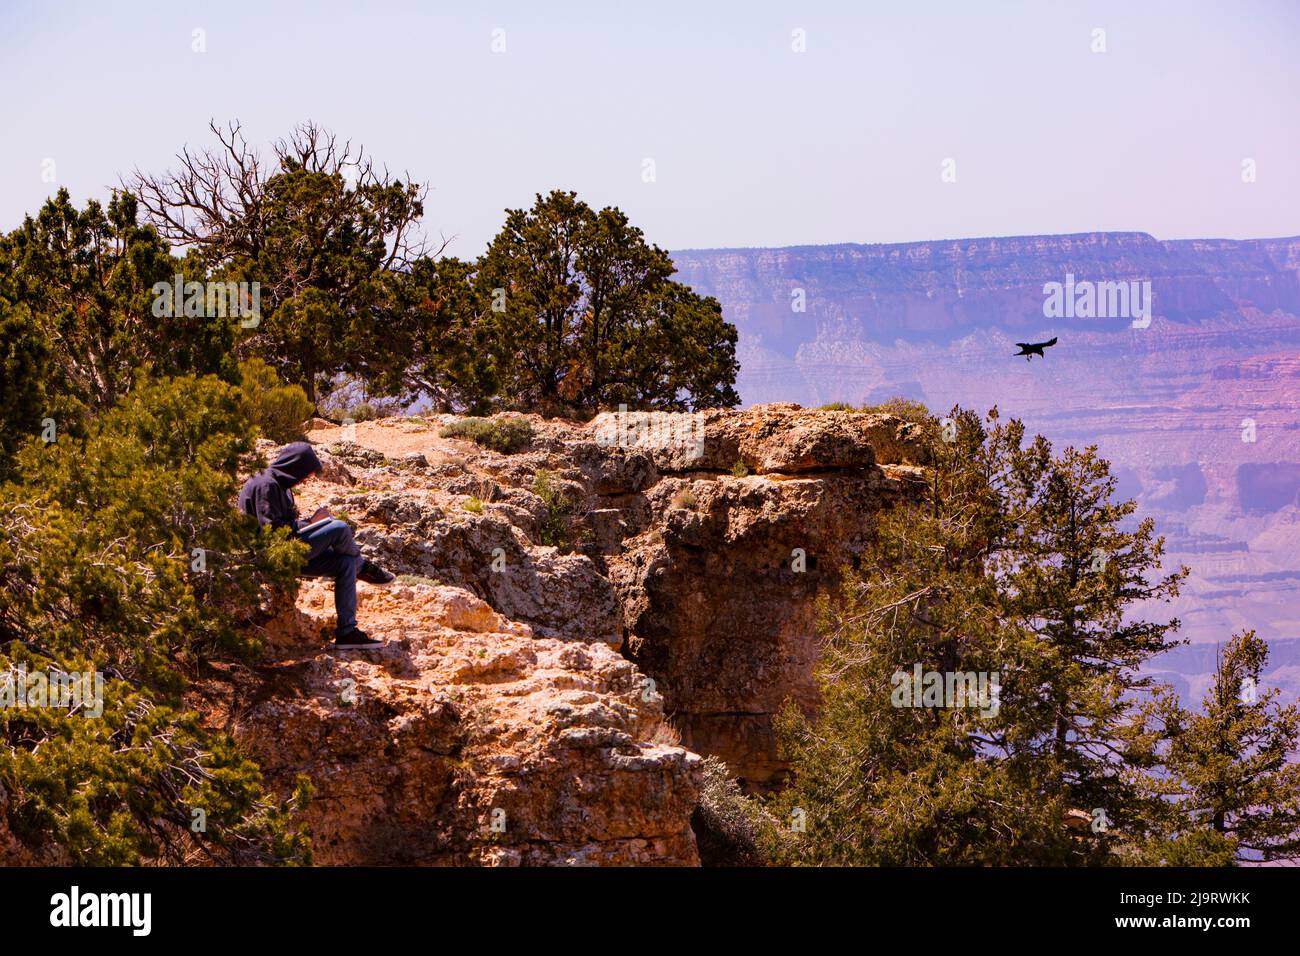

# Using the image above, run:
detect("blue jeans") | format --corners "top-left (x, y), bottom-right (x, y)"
top-left (298, 519), bottom-right (362, 635)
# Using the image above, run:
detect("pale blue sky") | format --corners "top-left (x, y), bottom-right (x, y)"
top-left (1, 0), bottom-right (1296, 257)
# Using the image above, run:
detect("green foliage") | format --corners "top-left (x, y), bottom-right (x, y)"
top-left (818, 396), bottom-right (929, 424)
top-left (476, 190), bottom-right (739, 415)
top-left (394, 574), bottom-right (439, 587)
top-left (129, 127), bottom-right (740, 417)
top-left (867, 396), bottom-right (930, 424)
top-left (532, 468), bottom-right (574, 550)
top-left (132, 123), bottom-right (425, 404)
top-left (692, 756), bottom-right (773, 866)
top-left (1133, 630), bottom-right (1300, 863)
top-left (238, 358), bottom-right (314, 443)
top-left (1124, 828), bottom-right (1239, 867)
top-left (462, 496), bottom-right (484, 514)
top-left (3, 373), bottom-right (304, 682)
top-left (439, 415), bottom-right (534, 454)
top-left (769, 407), bottom-right (1199, 865)
top-left (730, 460), bottom-right (750, 478)
top-left (0, 647), bottom-right (311, 865)
top-left (0, 298), bottom-right (50, 481)
top-left (355, 402), bottom-right (393, 422)
top-left (0, 373), bottom-right (309, 863)
top-left (387, 255), bottom-right (500, 413)
top-left (319, 398), bottom-right (395, 423)
top-left (0, 189), bottom-right (238, 413)
top-left (253, 276), bottom-right (407, 406)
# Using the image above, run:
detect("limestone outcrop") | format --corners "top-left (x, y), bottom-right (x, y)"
top-left (193, 580), bottom-right (697, 865)
top-left (198, 405), bottom-right (922, 863)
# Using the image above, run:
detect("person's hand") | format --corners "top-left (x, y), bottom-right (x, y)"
top-left (310, 506), bottom-right (331, 522)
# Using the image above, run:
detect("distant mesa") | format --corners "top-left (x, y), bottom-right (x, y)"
top-left (671, 231), bottom-right (1300, 354)
top-left (671, 229), bottom-right (1300, 649)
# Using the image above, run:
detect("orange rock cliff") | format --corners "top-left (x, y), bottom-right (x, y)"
top-left (192, 406), bottom-right (926, 865)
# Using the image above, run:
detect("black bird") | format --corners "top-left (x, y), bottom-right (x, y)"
top-left (1013, 336), bottom-right (1057, 360)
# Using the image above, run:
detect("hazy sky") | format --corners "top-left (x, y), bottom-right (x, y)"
top-left (2, 0), bottom-right (1297, 258)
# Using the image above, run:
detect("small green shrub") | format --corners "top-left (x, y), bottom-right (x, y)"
top-left (532, 468), bottom-right (572, 550)
top-left (439, 416), bottom-right (534, 454)
top-left (818, 396), bottom-right (930, 424)
top-left (691, 756), bottom-right (772, 867)
top-left (315, 387), bottom-right (399, 424)
top-left (395, 573), bottom-right (438, 587)
top-left (869, 396), bottom-right (929, 424)
top-left (730, 460), bottom-right (750, 478)
top-left (669, 486), bottom-right (697, 510)
top-left (338, 400), bottom-right (395, 423)
top-left (463, 496), bottom-right (483, 513)
top-left (238, 358), bottom-right (314, 443)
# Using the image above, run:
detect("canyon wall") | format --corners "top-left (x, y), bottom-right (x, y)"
top-left (671, 233), bottom-right (1300, 667)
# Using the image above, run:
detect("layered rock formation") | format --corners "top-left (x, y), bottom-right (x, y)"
top-left (194, 407), bottom-right (921, 864)
top-left (670, 233), bottom-right (1300, 360)
top-left (194, 580), bottom-right (698, 865)
top-left (596, 407), bottom-right (924, 785)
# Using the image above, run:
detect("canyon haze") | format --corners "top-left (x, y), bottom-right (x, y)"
top-left (671, 231), bottom-right (1300, 702)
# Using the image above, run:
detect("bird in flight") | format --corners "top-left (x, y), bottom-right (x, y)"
top-left (1014, 336), bottom-right (1057, 360)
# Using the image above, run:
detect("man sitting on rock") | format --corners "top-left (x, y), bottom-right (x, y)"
top-left (238, 442), bottom-right (395, 650)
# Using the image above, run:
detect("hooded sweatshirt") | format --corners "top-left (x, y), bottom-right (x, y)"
top-left (237, 442), bottom-right (322, 532)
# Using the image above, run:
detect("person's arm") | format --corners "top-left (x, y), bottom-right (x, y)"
top-left (285, 488), bottom-right (301, 533)
top-left (253, 485), bottom-right (278, 528)
top-left (257, 485), bottom-right (299, 532)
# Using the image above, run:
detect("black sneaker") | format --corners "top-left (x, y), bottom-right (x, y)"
top-left (333, 627), bottom-right (385, 650)
top-left (358, 559), bottom-right (396, 585)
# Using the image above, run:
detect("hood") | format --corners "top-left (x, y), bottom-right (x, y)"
top-left (267, 442), bottom-right (322, 487)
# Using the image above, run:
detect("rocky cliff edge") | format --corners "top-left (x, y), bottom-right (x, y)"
top-left (193, 405), bottom-right (925, 865)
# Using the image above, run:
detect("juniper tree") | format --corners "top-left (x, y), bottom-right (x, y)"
top-left (0, 374), bottom-right (309, 863)
top-left (476, 190), bottom-right (739, 415)
top-left (1136, 630), bottom-right (1300, 863)
top-left (130, 121), bottom-right (428, 403)
top-left (0, 298), bottom-right (50, 481)
top-left (0, 189), bottom-right (237, 413)
top-left (129, 126), bottom-right (741, 414)
top-left (0, 647), bottom-right (312, 866)
top-left (3, 373), bottom-right (304, 679)
top-left (384, 255), bottom-right (500, 414)
top-left (770, 407), bottom-right (1188, 865)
